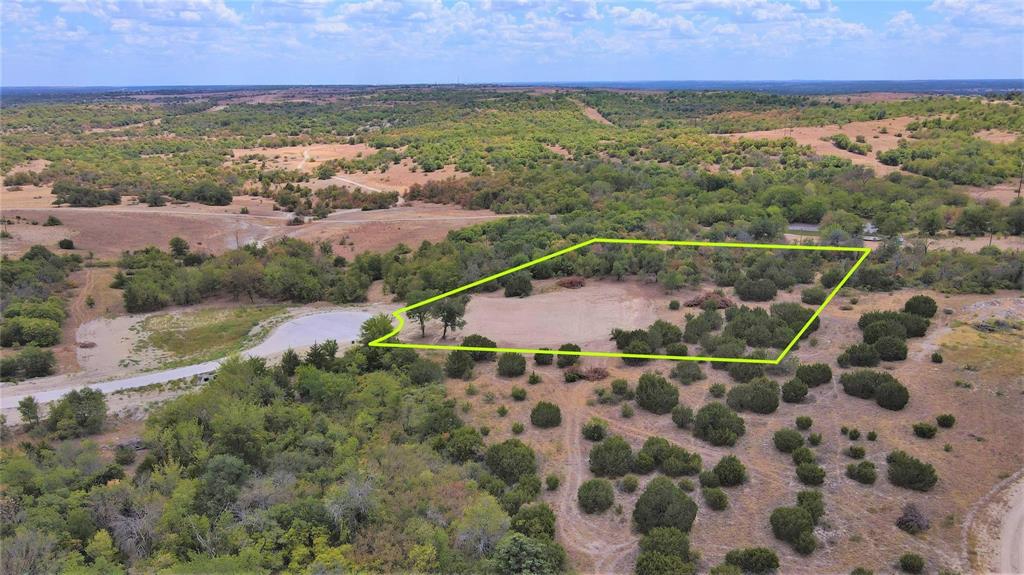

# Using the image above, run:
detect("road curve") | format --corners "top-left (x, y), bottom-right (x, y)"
top-left (0, 309), bottom-right (373, 409)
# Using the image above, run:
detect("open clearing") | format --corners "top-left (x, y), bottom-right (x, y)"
top-left (722, 117), bottom-right (915, 175)
top-left (445, 289), bottom-right (1023, 573)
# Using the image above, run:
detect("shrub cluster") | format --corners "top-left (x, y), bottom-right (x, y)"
top-left (693, 402), bottom-right (746, 446)
top-left (633, 477), bottom-right (698, 534)
top-left (725, 377), bottom-right (780, 414)
top-left (636, 371), bottom-right (679, 414)
top-left (636, 528), bottom-right (694, 575)
top-left (840, 370), bottom-right (910, 410)
top-left (530, 402), bottom-right (562, 428)
top-left (589, 436), bottom-right (634, 478)
top-left (578, 479), bottom-right (614, 514)
top-left (635, 437), bottom-right (703, 477)
top-left (846, 461), bottom-right (877, 484)
top-left (887, 450), bottom-right (938, 491)
top-left (795, 363), bottom-right (832, 387)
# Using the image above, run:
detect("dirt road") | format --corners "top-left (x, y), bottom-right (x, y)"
top-left (1001, 479), bottom-right (1024, 574)
top-left (0, 308), bottom-right (374, 419)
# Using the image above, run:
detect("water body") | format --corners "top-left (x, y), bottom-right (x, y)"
top-left (0, 309), bottom-right (373, 407)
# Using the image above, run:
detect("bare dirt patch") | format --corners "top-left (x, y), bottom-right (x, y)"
top-left (571, 98), bottom-right (614, 126)
top-left (232, 143), bottom-right (377, 170)
top-left (973, 129), bottom-right (1019, 144)
top-left (963, 182), bottom-right (1020, 206)
top-left (723, 117), bottom-right (915, 175)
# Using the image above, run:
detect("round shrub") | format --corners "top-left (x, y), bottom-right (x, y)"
top-left (801, 286), bottom-right (828, 305)
top-left (912, 422), bottom-right (937, 439)
top-left (556, 343), bottom-right (580, 368)
top-left (621, 404), bottom-right (635, 418)
top-left (511, 422), bottom-right (524, 435)
top-left (735, 277), bottom-right (777, 301)
top-left (462, 334), bottom-right (497, 361)
top-left (863, 319), bottom-right (907, 344)
top-left (58, 238), bottom-right (75, 249)
top-left (774, 429), bottom-right (805, 453)
top-left (796, 463), bottom-right (825, 486)
top-left (848, 428), bottom-right (861, 440)
top-left (899, 553), bottom-right (924, 574)
top-left (578, 479), bottom-right (614, 514)
top-left (497, 352), bottom-right (527, 377)
top-left (904, 295), bottom-right (937, 318)
top-left (545, 474), bottom-right (560, 491)
top-left (530, 402), bottom-right (562, 428)
top-left (633, 476), bottom-right (698, 534)
top-left (782, 378), bottom-right (808, 403)
top-left (770, 506), bottom-right (813, 544)
top-left (795, 363), bottom-right (832, 387)
top-left (622, 339), bottom-right (653, 366)
top-left (930, 352), bottom-right (943, 364)
top-left (875, 380), bottom-right (910, 410)
top-left (699, 470), bottom-right (720, 488)
top-left (838, 343), bottom-right (880, 367)
top-left (485, 439), bottom-right (536, 484)
top-left (867, 431), bottom-right (878, 441)
top-left (639, 527), bottom-right (691, 562)
top-left (724, 547), bottom-right (779, 574)
top-left (510, 387), bottom-right (527, 401)
top-left (693, 402), bottom-right (746, 447)
top-left (634, 552), bottom-right (691, 575)
top-left (582, 417), bottom-right (608, 441)
top-left (840, 370), bottom-right (899, 400)
top-left (670, 361), bottom-right (704, 385)
top-left (896, 503), bottom-right (930, 535)
top-left (709, 383), bottom-right (726, 398)
top-left (534, 349), bottom-right (553, 365)
top-left (713, 455), bottom-right (747, 487)
top-left (845, 446), bottom-right (865, 459)
top-left (527, 372), bottom-right (541, 385)
top-left (114, 445), bottom-right (136, 465)
top-left (846, 461), bottom-right (876, 484)
top-left (677, 478), bottom-right (695, 492)
top-left (445, 350), bottom-right (474, 379)
top-left (620, 474), bottom-right (639, 493)
top-left (793, 530), bottom-right (817, 555)
top-left (669, 300), bottom-right (681, 310)
top-left (671, 404), bottom-right (693, 429)
top-left (589, 436), bottom-right (634, 478)
top-left (874, 336), bottom-right (908, 361)
top-left (808, 433), bottom-right (822, 446)
top-left (936, 413), bottom-right (956, 428)
top-left (886, 450), bottom-right (937, 491)
top-left (636, 371), bottom-right (679, 415)
top-left (795, 416), bottom-right (813, 430)
top-left (726, 377), bottom-right (779, 414)
top-left (703, 487), bottom-right (728, 510)
top-left (792, 447), bottom-right (815, 465)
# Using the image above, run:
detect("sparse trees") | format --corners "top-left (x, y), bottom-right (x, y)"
top-left (433, 296), bottom-right (468, 339)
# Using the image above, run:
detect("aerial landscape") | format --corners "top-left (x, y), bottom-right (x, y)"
top-left (0, 1), bottom-right (1022, 574)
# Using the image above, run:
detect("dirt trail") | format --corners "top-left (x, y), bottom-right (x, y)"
top-left (1001, 478), bottom-right (1024, 574)
top-left (570, 98), bottom-right (614, 126)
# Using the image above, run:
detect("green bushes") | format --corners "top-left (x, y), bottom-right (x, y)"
top-left (636, 371), bottom-right (678, 414)
top-left (530, 402), bottom-right (561, 428)
top-left (845, 446), bottom-right (866, 459)
top-left (582, 417), bottom-right (608, 441)
top-left (887, 450), bottom-right (938, 491)
top-left (510, 387), bottom-right (527, 401)
top-left (792, 447), bottom-right (814, 465)
top-left (463, 334), bottom-right (498, 361)
top-left (556, 343), bottom-right (580, 367)
top-left (589, 436), bottom-right (634, 478)
top-left (862, 319), bottom-right (907, 344)
top-left (782, 378), bottom-right (808, 403)
top-left (796, 416), bottom-right (813, 430)
top-left (846, 461), bottom-right (877, 484)
top-left (636, 437), bottom-right (702, 477)
top-left (903, 295), bottom-right (937, 318)
top-left (703, 487), bottom-right (728, 510)
top-left (726, 377), bottom-right (779, 414)
top-left (0, 316), bottom-right (62, 347)
top-left (636, 527), bottom-right (694, 575)
top-left (712, 455), bottom-right (747, 486)
top-left (699, 470), bottom-right (720, 488)
top-left (534, 349), bottom-right (553, 365)
top-left (840, 370), bottom-right (910, 410)
top-left (693, 402), bottom-right (746, 446)
top-left (670, 361), bottom-right (704, 385)
top-left (0, 346), bottom-right (56, 380)
top-left (486, 439), bottom-right (537, 484)
top-left (874, 336), bottom-right (908, 361)
top-left (796, 463), bottom-right (825, 486)
top-left (446, 350), bottom-right (474, 379)
top-left (899, 553), bottom-right (925, 574)
top-left (44, 388), bottom-right (107, 439)
top-left (936, 414), bottom-right (956, 428)
top-left (723, 548), bottom-right (779, 574)
top-left (857, 311), bottom-right (929, 337)
top-left (633, 476), bottom-right (698, 534)
top-left (671, 405), bottom-right (693, 429)
top-left (801, 286), bottom-right (828, 305)
top-left (502, 271), bottom-right (533, 297)
top-left (735, 277), bottom-right (777, 301)
top-left (497, 352), bottom-right (527, 377)
top-left (796, 363), bottom-right (832, 387)
top-left (773, 428), bottom-right (805, 453)
top-left (913, 422), bottom-right (938, 439)
top-left (770, 506), bottom-right (816, 554)
top-left (838, 343), bottom-right (880, 367)
top-left (578, 479), bottom-right (614, 513)
top-left (931, 352), bottom-right (944, 363)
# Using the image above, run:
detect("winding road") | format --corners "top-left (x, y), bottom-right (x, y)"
top-left (0, 309), bottom-right (374, 411)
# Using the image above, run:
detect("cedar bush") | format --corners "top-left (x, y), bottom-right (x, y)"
top-left (773, 428), bottom-right (805, 453)
top-left (782, 378), bottom-right (808, 403)
top-left (936, 413), bottom-right (956, 428)
top-left (795, 416), bottom-right (813, 430)
top-left (846, 461), bottom-right (877, 484)
top-left (636, 371), bottom-right (679, 414)
top-left (530, 402), bottom-right (562, 428)
top-left (713, 455), bottom-right (747, 487)
top-left (703, 487), bottom-right (728, 510)
top-left (874, 336), bottom-right (908, 361)
top-left (904, 295), bottom-right (938, 318)
top-left (581, 417), bottom-right (608, 441)
top-left (578, 479), bottom-right (614, 513)
top-left (497, 352), bottom-right (527, 377)
top-left (633, 476), bottom-right (698, 534)
top-left (589, 436), bottom-right (634, 478)
top-left (462, 334), bottom-right (497, 361)
top-left (795, 363), bottom-right (832, 387)
top-left (724, 548), bottom-right (779, 574)
top-left (796, 463), bottom-right (825, 486)
top-left (792, 447), bottom-right (815, 465)
top-left (693, 402), bottom-right (746, 446)
top-left (887, 450), bottom-right (938, 491)
top-left (913, 422), bottom-right (938, 438)
top-left (671, 404), bottom-right (693, 429)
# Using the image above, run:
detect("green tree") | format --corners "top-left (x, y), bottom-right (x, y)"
top-left (432, 296), bottom-right (467, 339)
top-left (486, 439), bottom-right (537, 485)
top-left (406, 289), bottom-right (439, 337)
top-left (577, 479), bottom-right (614, 513)
top-left (17, 396), bottom-right (39, 430)
top-left (633, 476), bottom-right (698, 533)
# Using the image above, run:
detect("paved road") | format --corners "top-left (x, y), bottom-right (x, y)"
top-left (0, 309), bottom-right (373, 408)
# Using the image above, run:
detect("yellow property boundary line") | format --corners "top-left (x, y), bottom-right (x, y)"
top-left (369, 238), bottom-right (871, 365)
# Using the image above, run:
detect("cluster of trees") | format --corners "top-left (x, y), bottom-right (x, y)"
top-left (829, 133), bottom-right (871, 155)
top-left (840, 370), bottom-right (911, 410)
top-left (839, 299), bottom-right (934, 366)
top-left (1, 315), bottom-right (570, 574)
top-left (770, 490), bottom-right (824, 555)
top-left (115, 237), bottom-right (377, 313)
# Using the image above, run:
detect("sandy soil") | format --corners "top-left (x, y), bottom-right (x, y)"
top-left (5, 159), bottom-right (51, 174)
top-left (232, 143), bottom-right (377, 170)
top-left (722, 117), bottom-right (915, 175)
top-left (406, 277), bottom-right (803, 350)
top-left (999, 478), bottom-right (1024, 574)
top-left (963, 182), bottom-right (1021, 206)
top-left (308, 158), bottom-right (468, 193)
top-left (924, 234), bottom-right (1024, 252)
top-left (973, 130), bottom-right (1020, 144)
top-left (571, 98), bottom-right (615, 126)
top-left (446, 288), bottom-right (1023, 574)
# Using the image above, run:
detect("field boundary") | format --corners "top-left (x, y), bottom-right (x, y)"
top-left (369, 238), bottom-right (871, 364)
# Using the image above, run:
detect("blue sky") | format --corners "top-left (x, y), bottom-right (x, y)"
top-left (1, 0), bottom-right (1022, 86)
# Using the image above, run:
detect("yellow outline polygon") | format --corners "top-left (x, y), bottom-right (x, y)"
top-left (369, 238), bottom-right (870, 365)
